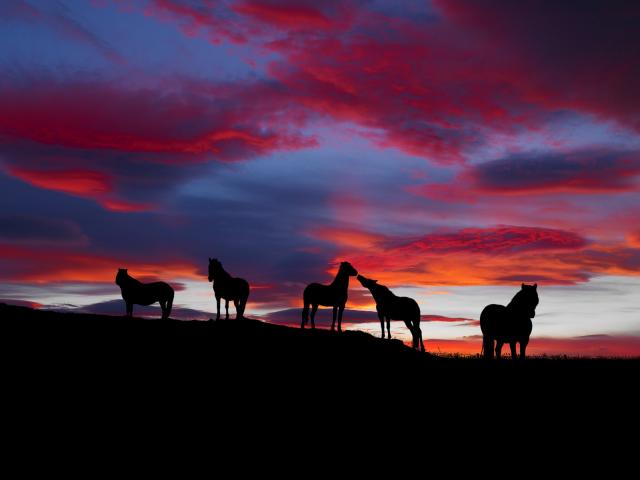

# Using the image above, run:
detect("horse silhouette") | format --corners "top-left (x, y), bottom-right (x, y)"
top-left (480, 283), bottom-right (539, 360)
top-left (208, 258), bottom-right (250, 320)
top-left (302, 261), bottom-right (358, 331)
top-left (357, 275), bottom-right (425, 351)
top-left (115, 268), bottom-right (174, 319)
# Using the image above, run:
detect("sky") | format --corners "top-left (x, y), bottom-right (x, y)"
top-left (1, 0), bottom-right (639, 357)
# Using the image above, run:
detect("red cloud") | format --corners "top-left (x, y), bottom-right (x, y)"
top-left (398, 226), bottom-right (587, 255)
top-left (0, 244), bottom-right (200, 284)
top-left (309, 225), bottom-right (640, 286)
top-left (130, 0), bottom-right (640, 164)
top-left (101, 199), bottom-right (152, 213)
top-left (8, 167), bottom-right (112, 196)
top-left (233, 1), bottom-right (332, 29)
top-left (628, 231), bottom-right (640, 248)
top-left (0, 79), bottom-right (311, 157)
top-left (147, 0), bottom-right (247, 44)
top-left (6, 166), bottom-right (151, 212)
top-left (0, 76), bottom-right (316, 208)
top-left (435, 0), bottom-right (640, 131)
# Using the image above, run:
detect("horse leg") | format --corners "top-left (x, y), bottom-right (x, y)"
top-left (301, 303), bottom-right (309, 328)
top-left (418, 326), bottom-right (425, 352)
top-left (225, 299), bottom-right (229, 320)
top-left (386, 317), bottom-right (391, 339)
top-left (239, 293), bottom-right (248, 319)
top-left (510, 342), bottom-right (518, 361)
top-left (378, 311), bottom-right (385, 338)
top-left (126, 302), bottom-right (133, 317)
top-left (216, 296), bottom-right (221, 321)
top-left (520, 337), bottom-right (529, 361)
top-left (310, 304), bottom-right (318, 329)
top-left (331, 306), bottom-right (338, 331)
top-left (233, 299), bottom-right (240, 319)
top-left (495, 341), bottom-right (504, 360)
top-left (337, 305), bottom-right (345, 332)
top-left (482, 336), bottom-right (494, 360)
top-left (160, 300), bottom-right (166, 320)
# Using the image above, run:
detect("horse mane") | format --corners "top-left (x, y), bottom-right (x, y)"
top-left (211, 261), bottom-right (232, 281)
top-left (507, 289), bottom-right (535, 315)
top-left (370, 282), bottom-right (394, 301)
top-left (116, 270), bottom-right (141, 288)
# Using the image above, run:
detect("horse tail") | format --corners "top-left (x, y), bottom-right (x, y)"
top-left (413, 303), bottom-right (425, 352)
top-left (240, 282), bottom-right (250, 318)
top-left (418, 325), bottom-right (425, 352)
top-left (301, 285), bottom-right (310, 329)
top-left (301, 304), bottom-right (309, 329)
top-left (165, 288), bottom-right (174, 319)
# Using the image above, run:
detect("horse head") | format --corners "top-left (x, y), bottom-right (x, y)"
top-left (208, 258), bottom-right (222, 281)
top-left (520, 282), bottom-right (539, 318)
top-left (340, 261), bottom-right (358, 277)
top-left (357, 274), bottom-right (377, 290)
top-left (115, 268), bottom-right (128, 286)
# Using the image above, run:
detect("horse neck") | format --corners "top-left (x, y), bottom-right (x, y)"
top-left (121, 274), bottom-right (141, 287)
top-left (507, 292), bottom-right (529, 316)
top-left (212, 267), bottom-right (232, 283)
top-left (330, 270), bottom-right (350, 290)
top-left (370, 284), bottom-right (392, 303)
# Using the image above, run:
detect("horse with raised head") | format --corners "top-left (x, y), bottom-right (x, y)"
top-left (480, 283), bottom-right (539, 360)
top-left (302, 261), bottom-right (358, 331)
top-left (357, 275), bottom-right (425, 351)
top-left (208, 258), bottom-right (250, 320)
top-left (115, 268), bottom-right (174, 319)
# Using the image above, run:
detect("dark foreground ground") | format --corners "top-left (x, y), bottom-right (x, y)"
top-left (2, 302), bottom-right (638, 446)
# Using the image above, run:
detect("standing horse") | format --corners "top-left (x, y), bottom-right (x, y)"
top-left (302, 262), bottom-right (358, 331)
top-left (208, 258), bottom-right (250, 320)
top-left (115, 268), bottom-right (174, 319)
top-left (357, 275), bottom-right (425, 352)
top-left (480, 283), bottom-right (539, 360)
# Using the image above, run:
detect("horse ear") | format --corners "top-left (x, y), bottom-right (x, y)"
top-left (372, 279), bottom-right (378, 283)
top-left (533, 283), bottom-right (537, 289)
top-left (209, 257), bottom-right (212, 262)
top-left (521, 283), bottom-right (525, 289)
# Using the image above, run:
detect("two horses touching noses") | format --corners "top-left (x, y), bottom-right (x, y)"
top-left (302, 261), bottom-right (358, 332)
top-left (301, 262), bottom-right (425, 352)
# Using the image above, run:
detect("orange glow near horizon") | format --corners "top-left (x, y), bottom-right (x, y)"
top-left (0, 245), bottom-right (202, 284)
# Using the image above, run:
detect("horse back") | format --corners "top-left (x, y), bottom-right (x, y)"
top-left (481, 304), bottom-right (531, 341)
top-left (213, 276), bottom-right (249, 300)
top-left (147, 281), bottom-right (174, 296)
top-left (303, 282), bottom-right (346, 306)
top-left (121, 281), bottom-right (173, 305)
top-left (379, 296), bottom-right (420, 320)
